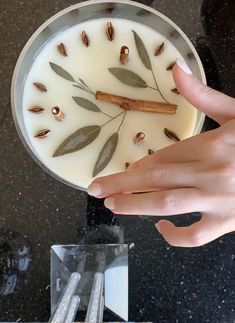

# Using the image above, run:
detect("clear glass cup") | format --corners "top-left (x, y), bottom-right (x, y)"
top-left (11, 0), bottom-right (206, 191)
top-left (50, 244), bottom-right (128, 321)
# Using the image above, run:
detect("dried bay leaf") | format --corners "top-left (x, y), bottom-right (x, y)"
top-left (49, 62), bottom-right (75, 82)
top-left (108, 67), bottom-right (147, 88)
top-left (132, 30), bottom-right (151, 70)
top-left (73, 84), bottom-right (87, 91)
top-left (53, 125), bottom-right (101, 157)
top-left (93, 132), bottom-right (118, 177)
top-left (78, 78), bottom-right (89, 88)
top-left (72, 97), bottom-right (101, 112)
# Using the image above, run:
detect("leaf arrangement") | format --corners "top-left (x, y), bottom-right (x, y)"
top-left (48, 59), bottom-right (127, 177)
top-left (108, 30), bottom-right (169, 103)
top-left (72, 97), bottom-right (101, 112)
top-left (32, 26), bottom-right (176, 178)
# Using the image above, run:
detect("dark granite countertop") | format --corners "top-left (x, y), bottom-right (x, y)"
top-left (1, 0), bottom-right (235, 322)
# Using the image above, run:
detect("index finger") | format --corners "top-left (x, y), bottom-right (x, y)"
top-left (87, 161), bottom-right (198, 198)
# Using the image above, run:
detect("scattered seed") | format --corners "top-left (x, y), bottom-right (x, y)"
top-left (106, 21), bottom-right (114, 41)
top-left (34, 129), bottom-right (50, 139)
top-left (81, 31), bottom-right (90, 47)
top-left (166, 61), bottom-right (176, 71)
top-left (52, 106), bottom-right (65, 121)
top-left (148, 149), bottom-right (154, 155)
top-left (164, 128), bottom-right (180, 142)
top-left (134, 132), bottom-right (145, 144)
top-left (28, 106), bottom-right (44, 114)
top-left (125, 162), bottom-right (130, 169)
top-left (155, 42), bottom-right (164, 56)
top-left (57, 43), bottom-right (68, 56)
top-left (120, 46), bottom-right (129, 64)
top-left (33, 82), bottom-right (47, 92)
top-left (171, 88), bottom-right (180, 94)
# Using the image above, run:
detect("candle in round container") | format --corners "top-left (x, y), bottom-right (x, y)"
top-left (23, 18), bottom-right (197, 190)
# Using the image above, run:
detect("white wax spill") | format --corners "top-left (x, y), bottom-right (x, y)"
top-left (23, 18), bottom-right (197, 189)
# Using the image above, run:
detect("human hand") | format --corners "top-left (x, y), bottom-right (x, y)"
top-left (88, 59), bottom-right (235, 247)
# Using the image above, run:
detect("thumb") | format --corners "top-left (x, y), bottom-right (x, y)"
top-left (173, 59), bottom-right (235, 124)
top-left (155, 215), bottom-right (230, 247)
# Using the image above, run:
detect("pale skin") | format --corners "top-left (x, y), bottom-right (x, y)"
top-left (88, 60), bottom-right (235, 248)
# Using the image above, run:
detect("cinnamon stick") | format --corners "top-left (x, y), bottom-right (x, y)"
top-left (96, 91), bottom-right (177, 114)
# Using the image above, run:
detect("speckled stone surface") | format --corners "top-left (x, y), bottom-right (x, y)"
top-left (0, 0), bottom-right (235, 322)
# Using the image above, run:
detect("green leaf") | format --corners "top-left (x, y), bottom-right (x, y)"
top-left (108, 68), bottom-right (147, 88)
top-left (78, 78), bottom-right (88, 88)
top-left (132, 30), bottom-right (151, 70)
top-left (49, 62), bottom-right (75, 82)
top-left (73, 84), bottom-right (86, 91)
top-left (72, 97), bottom-right (101, 112)
top-left (93, 132), bottom-right (118, 177)
top-left (53, 125), bottom-right (101, 157)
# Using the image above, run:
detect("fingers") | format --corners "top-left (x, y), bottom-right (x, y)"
top-left (173, 60), bottom-right (235, 124)
top-left (128, 130), bottom-right (210, 170)
top-left (155, 214), bottom-right (232, 247)
top-left (129, 140), bottom-right (197, 170)
top-left (88, 162), bottom-right (199, 198)
top-left (103, 188), bottom-right (208, 215)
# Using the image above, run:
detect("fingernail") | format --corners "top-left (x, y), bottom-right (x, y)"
top-left (104, 198), bottom-right (115, 210)
top-left (155, 222), bottom-right (162, 234)
top-left (87, 183), bottom-right (103, 196)
top-left (176, 58), bottom-right (192, 75)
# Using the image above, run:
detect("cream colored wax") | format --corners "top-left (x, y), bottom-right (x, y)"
top-left (23, 18), bottom-right (197, 189)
